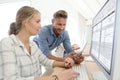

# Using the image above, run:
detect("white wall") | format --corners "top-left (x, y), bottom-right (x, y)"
top-left (30, 0), bottom-right (87, 46)
top-left (0, 0), bottom-right (30, 40)
top-left (0, 0), bottom-right (91, 53)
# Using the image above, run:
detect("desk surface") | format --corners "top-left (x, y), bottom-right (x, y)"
top-left (52, 57), bottom-right (101, 80)
top-left (85, 61), bottom-right (100, 80)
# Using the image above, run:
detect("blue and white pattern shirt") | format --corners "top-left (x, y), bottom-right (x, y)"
top-left (33, 24), bottom-right (73, 57)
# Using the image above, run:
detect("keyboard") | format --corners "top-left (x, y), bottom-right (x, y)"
top-left (72, 63), bottom-right (89, 80)
top-left (91, 71), bottom-right (108, 80)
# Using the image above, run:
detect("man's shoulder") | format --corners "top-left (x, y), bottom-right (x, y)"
top-left (62, 30), bottom-right (68, 35)
top-left (42, 24), bottom-right (52, 29)
top-left (41, 24), bottom-right (52, 31)
top-left (63, 30), bottom-right (68, 33)
top-left (60, 30), bottom-right (69, 39)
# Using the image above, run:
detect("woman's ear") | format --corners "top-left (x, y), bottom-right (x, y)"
top-left (22, 20), bottom-right (27, 26)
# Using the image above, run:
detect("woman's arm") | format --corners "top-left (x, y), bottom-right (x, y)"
top-left (53, 57), bottom-right (74, 68)
top-left (34, 68), bottom-right (79, 80)
top-left (34, 76), bottom-right (53, 80)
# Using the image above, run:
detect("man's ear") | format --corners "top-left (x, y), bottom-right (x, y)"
top-left (52, 19), bottom-right (55, 24)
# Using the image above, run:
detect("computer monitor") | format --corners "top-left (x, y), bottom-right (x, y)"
top-left (90, 0), bottom-right (120, 80)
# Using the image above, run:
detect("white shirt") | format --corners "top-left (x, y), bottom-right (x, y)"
top-left (0, 34), bottom-right (54, 80)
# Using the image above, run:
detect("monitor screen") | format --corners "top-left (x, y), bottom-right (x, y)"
top-left (91, 12), bottom-right (115, 74)
top-left (90, 0), bottom-right (118, 80)
top-left (99, 12), bottom-right (115, 73)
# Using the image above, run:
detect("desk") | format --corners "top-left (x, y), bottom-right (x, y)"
top-left (52, 57), bottom-right (101, 80)
top-left (85, 61), bottom-right (100, 80)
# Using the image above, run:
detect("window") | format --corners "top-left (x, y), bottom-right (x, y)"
top-left (0, 1), bottom-right (30, 40)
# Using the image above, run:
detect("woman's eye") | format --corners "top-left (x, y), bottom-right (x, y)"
top-left (36, 21), bottom-right (40, 23)
top-left (36, 19), bottom-right (40, 23)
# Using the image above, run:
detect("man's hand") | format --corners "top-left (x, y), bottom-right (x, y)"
top-left (72, 53), bottom-right (84, 64)
top-left (67, 52), bottom-right (84, 64)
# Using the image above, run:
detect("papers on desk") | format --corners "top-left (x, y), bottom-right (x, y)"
top-left (85, 56), bottom-right (94, 62)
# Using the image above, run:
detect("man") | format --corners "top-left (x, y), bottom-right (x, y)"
top-left (33, 10), bottom-right (84, 63)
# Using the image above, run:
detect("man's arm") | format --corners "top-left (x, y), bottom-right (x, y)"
top-left (48, 53), bottom-right (65, 62)
top-left (63, 31), bottom-right (74, 53)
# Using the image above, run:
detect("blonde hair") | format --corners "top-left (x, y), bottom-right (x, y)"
top-left (9, 6), bottom-right (40, 35)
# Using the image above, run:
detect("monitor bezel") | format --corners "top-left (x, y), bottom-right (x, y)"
top-left (90, 0), bottom-right (117, 80)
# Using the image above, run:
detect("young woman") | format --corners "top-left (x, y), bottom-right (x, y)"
top-left (0, 6), bottom-right (78, 80)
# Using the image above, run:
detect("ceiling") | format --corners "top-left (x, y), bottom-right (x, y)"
top-left (0, 0), bottom-right (107, 20)
top-left (64, 0), bottom-right (107, 20)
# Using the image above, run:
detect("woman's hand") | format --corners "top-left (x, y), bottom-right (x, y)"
top-left (56, 69), bottom-right (79, 80)
top-left (64, 57), bottom-right (74, 68)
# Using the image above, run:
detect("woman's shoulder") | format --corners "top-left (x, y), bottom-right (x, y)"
top-left (0, 36), bottom-right (14, 49)
top-left (0, 36), bottom-right (13, 44)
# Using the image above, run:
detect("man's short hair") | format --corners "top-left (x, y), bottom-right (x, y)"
top-left (53, 10), bottom-right (68, 19)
